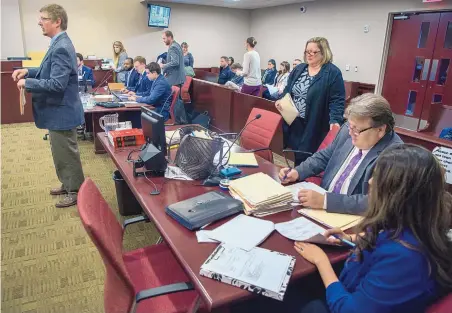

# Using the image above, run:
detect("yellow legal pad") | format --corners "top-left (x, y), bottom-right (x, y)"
top-left (228, 152), bottom-right (258, 167)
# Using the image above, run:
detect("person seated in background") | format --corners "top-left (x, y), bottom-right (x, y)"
top-left (218, 56), bottom-right (234, 85)
top-left (225, 63), bottom-right (244, 91)
top-left (126, 56), bottom-right (152, 96)
top-left (122, 57), bottom-right (139, 92)
top-left (228, 56), bottom-right (235, 66)
top-left (292, 58), bottom-right (302, 70)
top-left (129, 62), bottom-right (172, 122)
top-left (76, 53), bottom-right (95, 86)
top-left (263, 61), bottom-right (290, 100)
top-left (181, 42), bottom-right (194, 67)
top-left (280, 94), bottom-right (403, 215)
top-left (262, 59), bottom-right (277, 85)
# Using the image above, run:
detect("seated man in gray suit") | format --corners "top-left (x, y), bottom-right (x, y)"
top-left (280, 93), bottom-right (403, 215)
top-left (13, 4), bottom-right (85, 208)
top-left (159, 30), bottom-right (185, 87)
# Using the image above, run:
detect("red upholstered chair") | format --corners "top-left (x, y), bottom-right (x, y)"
top-left (238, 108), bottom-right (282, 163)
top-left (427, 294), bottom-right (452, 313)
top-left (181, 76), bottom-right (193, 104)
top-left (166, 86), bottom-right (181, 125)
top-left (77, 178), bottom-right (200, 313)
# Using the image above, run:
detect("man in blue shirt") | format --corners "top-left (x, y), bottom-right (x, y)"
top-left (126, 56), bottom-right (152, 96)
top-left (122, 57), bottom-right (139, 91)
top-left (218, 56), bottom-right (234, 85)
top-left (76, 53), bottom-right (95, 86)
top-left (129, 62), bottom-right (172, 122)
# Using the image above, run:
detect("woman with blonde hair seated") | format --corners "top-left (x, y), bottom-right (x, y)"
top-left (112, 41), bottom-right (128, 83)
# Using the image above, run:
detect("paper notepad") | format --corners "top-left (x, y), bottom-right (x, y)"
top-left (286, 182), bottom-right (327, 202)
top-left (228, 153), bottom-right (258, 167)
top-left (207, 214), bottom-right (274, 251)
top-left (298, 208), bottom-right (362, 230)
top-left (200, 244), bottom-right (295, 301)
top-left (278, 93), bottom-right (299, 125)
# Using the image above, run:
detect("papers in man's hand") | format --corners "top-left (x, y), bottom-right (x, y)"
top-left (298, 208), bottom-right (362, 230)
top-left (164, 166), bottom-right (193, 180)
top-left (19, 87), bottom-right (26, 115)
top-left (278, 93), bottom-right (299, 125)
top-left (228, 152), bottom-right (258, 167)
top-left (206, 214), bottom-right (274, 251)
top-left (200, 244), bottom-right (295, 301)
top-left (275, 217), bottom-right (325, 241)
top-left (286, 182), bottom-right (327, 204)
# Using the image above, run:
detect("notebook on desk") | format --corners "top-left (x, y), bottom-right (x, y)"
top-left (228, 152), bottom-right (259, 167)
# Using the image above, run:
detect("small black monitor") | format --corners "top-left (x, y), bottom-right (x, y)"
top-left (141, 107), bottom-right (166, 155)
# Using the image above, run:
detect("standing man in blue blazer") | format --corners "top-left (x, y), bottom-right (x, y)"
top-left (160, 31), bottom-right (185, 87)
top-left (280, 94), bottom-right (403, 215)
top-left (13, 4), bottom-right (85, 208)
top-left (76, 53), bottom-right (95, 87)
top-left (129, 62), bottom-right (172, 122)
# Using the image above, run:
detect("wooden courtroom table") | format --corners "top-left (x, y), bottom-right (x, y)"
top-left (97, 131), bottom-right (349, 312)
top-left (86, 103), bottom-right (153, 154)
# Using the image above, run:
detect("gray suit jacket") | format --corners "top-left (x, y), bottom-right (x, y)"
top-left (25, 32), bottom-right (84, 130)
top-left (162, 41), bottom-right (185, 86)
top-left (295, 123), bottom-right (403, 215)
top-left (115, 51), bottom-right (128, 83)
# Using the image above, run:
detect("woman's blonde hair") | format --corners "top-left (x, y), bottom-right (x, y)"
top-left (113, 41), bottom-right (126, 65)
top-left (303, 37), bottom-right (333, 65)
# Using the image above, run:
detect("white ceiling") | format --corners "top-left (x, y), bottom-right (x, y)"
top-left (142, 0), bottom-right (316, 10)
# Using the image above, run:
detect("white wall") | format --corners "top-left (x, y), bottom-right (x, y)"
top-left (1, 0), bottom-right (25, 58)
top-left (18, 0), bottom-right (250, 66)
top-left (250, 0), bottom-right (452, 84)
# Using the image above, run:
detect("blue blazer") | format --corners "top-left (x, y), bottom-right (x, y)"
top-left (135, 72), bottom-right (153, 96)
top-left (79, 65), bottom-right (95, 86)
top-left (125, 69), bottom-right (140, 91)
top-left (295, 123), bottom-right (403, 214)
top-left (25, 32), bottom-right (84, 130)
top-left (262, 68), bottom-right (277, 85)
top-left (218, 66), bottom-right (234, 85)
top-left (281, 63), bottom-right (345, 155)
top-left (326, 230), bottom-right (439, 313)
top-left (137, 75), bottom-right (172, 122)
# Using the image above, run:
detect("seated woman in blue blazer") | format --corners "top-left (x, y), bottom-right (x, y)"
top-left (290, 144), bottom-right (452, 313)
top-left (129, 62), bottom-right (172, 122)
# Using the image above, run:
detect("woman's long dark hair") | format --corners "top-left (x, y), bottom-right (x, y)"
top-left (355, 144), bottom-right (452, 289)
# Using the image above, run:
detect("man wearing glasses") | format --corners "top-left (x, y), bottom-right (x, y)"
top-left (12, 4), bottom-right (85, 208)
top-left (279, 93), bottom-right (403, 215)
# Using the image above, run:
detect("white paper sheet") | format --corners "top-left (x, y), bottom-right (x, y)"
top-left (207, 214), bottom-right (275, 251)
top-left (201, 244), bottom-right (293, 293)
top-left (275, 217), bottom-right (326, 241)
top-left (196, 230), bottom-right (218, 243)
top-left (164, 166), bottom-right (193, 180)
top-left (286, 182), bottom-right (327, 203)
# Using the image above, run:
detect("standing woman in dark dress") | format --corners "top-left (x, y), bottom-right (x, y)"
top-left (276, 37), bottom-right (345, 165)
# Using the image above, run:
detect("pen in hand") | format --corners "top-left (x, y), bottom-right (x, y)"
top-left (282, 167), bottom-right (292, 182)
top-left (331, 234), bottom-right (356, 248)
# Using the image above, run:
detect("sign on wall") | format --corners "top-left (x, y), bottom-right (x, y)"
top-left (432, 146), bottom-right (452, 184)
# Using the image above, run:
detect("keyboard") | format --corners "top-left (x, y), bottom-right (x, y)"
top-left (95, 102), bottom-right (125, 108)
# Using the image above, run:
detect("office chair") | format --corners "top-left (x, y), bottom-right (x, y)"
top-left (77, 178), bottom-right (201, 313)
top-left (165, 86), bottom-right (181, 126)
top-left (221, 108), bottom-right (282, 163)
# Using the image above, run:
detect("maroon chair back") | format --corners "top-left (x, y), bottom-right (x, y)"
top-left (77, 178), bottom-right (135, 313)
top-left (305, 125), bottom-right (340, 186)
top-left (427, 293), bottom-right (452, 313)
top-left (167, 86), bottom-right (181, 125)
top-left (241, 108), bottom-right (282, 163)
top-left (181, 76), bottom-right (192, 103)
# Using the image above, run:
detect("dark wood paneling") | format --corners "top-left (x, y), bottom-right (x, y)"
top-left (194, 69), bottom-right (219, 83)
top-left (1, 72), bottom-right (33, 124)
top-left (1, 61), bottom-right (22, 72)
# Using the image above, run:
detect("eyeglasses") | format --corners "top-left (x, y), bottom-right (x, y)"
top-left (38, 17), bottom-right (52, 22)
top-left (349, 125), bottom-right (374, 136)
top-left (304, 50), bottom-right (321, 56)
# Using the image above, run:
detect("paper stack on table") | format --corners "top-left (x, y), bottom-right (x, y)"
top-left (228, 173), bottom-right (293, 217)
top-left (298, 208), bottom-right (362, 230)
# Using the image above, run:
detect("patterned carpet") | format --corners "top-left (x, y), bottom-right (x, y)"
top-left (1, 122), bottom-right (288, 313)
top-left (1, 123), bottom-right (160, 313)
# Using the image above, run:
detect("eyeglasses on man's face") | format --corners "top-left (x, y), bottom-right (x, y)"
top-left (349, 125), bottom-right (374, 136)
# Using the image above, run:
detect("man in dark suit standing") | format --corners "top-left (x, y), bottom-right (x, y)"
top-left (13, 4), bottom-right (84, 208)
top-left (160, 30), bottom-right (185, 87)
top-left (279, 94), bottom-right (403, 215)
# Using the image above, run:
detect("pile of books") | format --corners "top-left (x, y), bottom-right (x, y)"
top-left (229, 173), bottom-right (293, 217)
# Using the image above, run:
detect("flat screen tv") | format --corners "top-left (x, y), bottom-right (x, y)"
top-left (148, 4), bottom-right (171, 28)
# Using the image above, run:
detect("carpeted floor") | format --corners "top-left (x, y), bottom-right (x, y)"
top-left (1, 123), bottom-right (160, 313)
top-left (1, 123), bottom-right (289, 313)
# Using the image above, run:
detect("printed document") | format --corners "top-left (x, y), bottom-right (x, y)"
top-left (275, 217), bottom-right (326, 241)
top-left (286, 182), bottom-right (327, 203)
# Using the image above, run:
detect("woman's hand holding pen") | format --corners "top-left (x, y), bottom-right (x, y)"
top-left (278, 167), bottom-right (299, 184)
top-left (324, 228), bottom-right (354, 246)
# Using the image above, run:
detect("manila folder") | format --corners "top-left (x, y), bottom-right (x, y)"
top-left (278, 93), bottom-right (299, 126)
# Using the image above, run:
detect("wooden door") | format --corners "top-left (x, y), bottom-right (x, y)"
top-left (421, 12), bottom-right (452, 123)
top-left (382, 13), bottom-right (440, 129)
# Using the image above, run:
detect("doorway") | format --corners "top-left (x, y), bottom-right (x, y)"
top-left (381, 11), bottom-right (452, 131)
